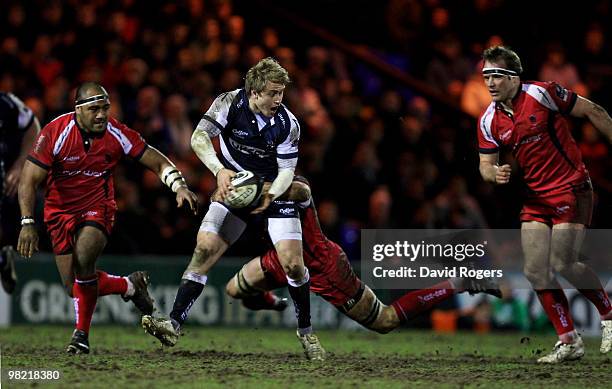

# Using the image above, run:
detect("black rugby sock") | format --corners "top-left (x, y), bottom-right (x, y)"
top-left (288, 281), bottom-right (312, 332)
top-left (170, 279), bottom-right (205, 328)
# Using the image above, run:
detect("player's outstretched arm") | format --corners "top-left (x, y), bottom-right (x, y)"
top-left (479, 152), bottom-right (510, 185)
top-left (570, 96), bottom-right (612, 142)
top-left (4, 117), bottom-right (41, 197)
top-left (138, 146), bottom-right (199, 214)
top-left (17, 160), bottom-right (46, 258)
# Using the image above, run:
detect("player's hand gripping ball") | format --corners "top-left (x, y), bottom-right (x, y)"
top-left (224, 170), bottom-right (264, 208)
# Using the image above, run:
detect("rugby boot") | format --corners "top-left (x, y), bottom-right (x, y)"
top-left (0, 246), bottom-right (17, 294)
top-left (460, 259), bottom-right (502, 298)
top-left (462, 275), bottom-right (502, 298)
top-left (537, 336), bottom-right (584, 363)
top-left (600, 320), bottom-right (612, 353)
top-left (66, 329), bottom-right (90, 354)
top-left (122, 271), bottom-right (154, 315)
top-left (296, 330), bottom-right (326, 361)
top-left (141, 315), bottom-right (179, 347)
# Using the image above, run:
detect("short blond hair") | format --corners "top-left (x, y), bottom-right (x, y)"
top-left (245, 57), bottom-right (290, 95)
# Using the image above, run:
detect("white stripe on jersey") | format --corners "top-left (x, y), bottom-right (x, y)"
top-left (5, 93), bottom-right (34, 129)
top-left (219, 135), bottom-right (246, 171)
top-left (276, 107), bottom-right (300, 156)
top-left (53, 120), bottom-right (76, 156)
top-left (205, 89), bottom-right (240, 129)
top-left (479, 102), bottom-right (498, 147)
top-left (523, 83), bottom-right (558, 112)
top-left (107, 123), bottom-right (133, 155)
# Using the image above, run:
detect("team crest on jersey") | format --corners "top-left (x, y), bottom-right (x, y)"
top-left (555, 85), bottom-right (569, 102)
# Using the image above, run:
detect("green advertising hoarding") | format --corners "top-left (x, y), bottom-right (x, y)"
top-left (4, 254), bottom-right (363, 330)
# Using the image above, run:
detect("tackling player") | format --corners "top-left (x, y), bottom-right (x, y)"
top-left (17, 82), bottom-right (199, 354)
top-left (477, 46), bottom-right (612, 363)
top-left (141, 58), bottom-right (325, 360)
top-left (144, 178), bottom-right (501, 356)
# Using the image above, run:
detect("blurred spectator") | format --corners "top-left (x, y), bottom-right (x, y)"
top-left (460, 62), bottom-right (491, 118)
top-left (426, 35), bottom-right (472, 100)
top-left (164, 94), bottom-right (194, 158)
top-left (538, 43), bottom-right (588, 96)
top-left (0, 0), bottom-right (609, 257)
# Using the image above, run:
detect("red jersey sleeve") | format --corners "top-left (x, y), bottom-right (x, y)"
top-left (108, 118), bottom-right (148, 159)
top-left (544, 81), bottom-right (578, 114)
top-left (27, 123), bottom-right (55, 170)
top-left (477, 104), bottom-right (499, 154)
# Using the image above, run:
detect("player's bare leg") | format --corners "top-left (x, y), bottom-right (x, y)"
top-left (521, 221), bottom-right (584, 363)
top-left (346, 277), bottom-right (501, 334)
top-left (550, 223), bottom-right (612, 353)
top-left (225, 258), bottom-right (288, 311)
top-left (142, 230), bottom-right (229, 347)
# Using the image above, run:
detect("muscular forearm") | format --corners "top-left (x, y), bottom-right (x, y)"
top-left (191, 129), bottom-right (225, 176)
top-left (18, 181), bottom-right (37, 218)
top-left (268, 168), bottom-right (294, 200)
top-left (588, 103), bottom-right (612, 142)
top-left (18, 161), bottom-right (46, 218)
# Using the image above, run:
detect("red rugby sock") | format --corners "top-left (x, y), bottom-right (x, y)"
top-left (391, 280), bottom-right (455, 323)
top-left (97, 270), bottom-right (128, 297)
top-left (73, 275), bottom-right (99, 334)
top-left (578, 288), bottom-right (612, 319)
top-left (536, 288), bottom-right (575, 339)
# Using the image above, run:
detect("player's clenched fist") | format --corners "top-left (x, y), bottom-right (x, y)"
top-left (495, 164), bottom-right (511, 184)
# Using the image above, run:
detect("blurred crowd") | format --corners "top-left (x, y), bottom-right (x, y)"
top-left (1, 0), bottom-right (611, 257)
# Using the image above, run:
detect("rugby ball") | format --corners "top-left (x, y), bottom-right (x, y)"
top-left (224, 170), bottom-right (264, 208)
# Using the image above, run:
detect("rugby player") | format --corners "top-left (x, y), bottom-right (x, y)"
top-left (145, 178), bottom-right (501, 355)
top-left (477, 46), bottom-right (612, 363)
top-left (142, 58), bottom-right (324, 360)
top-left (17, 82), bottom-right (199, 354)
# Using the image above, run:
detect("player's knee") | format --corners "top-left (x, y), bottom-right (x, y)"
top-left (523, 265), bottom-right (550, 288)
top-left (370, 307), bottom-right (397, 334)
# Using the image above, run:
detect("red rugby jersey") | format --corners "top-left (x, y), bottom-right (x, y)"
top-left (477, 81), bottom-right (588, 193)
top-left (27, 113), bottom-right (147, 220)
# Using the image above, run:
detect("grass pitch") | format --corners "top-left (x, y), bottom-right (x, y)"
top-left (1, 325), bottom-right (610, 388)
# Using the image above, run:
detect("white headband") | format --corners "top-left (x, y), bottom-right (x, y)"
top-left (482, 67), bottom-right (519, 77)
top-left (75, 94), bottom-right (110, 107)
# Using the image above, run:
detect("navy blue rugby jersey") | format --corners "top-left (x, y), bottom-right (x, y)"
top-left (200, 89), bottom-right (299, 181)
top-left (0, 92), bottom-right (35, 166)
